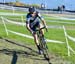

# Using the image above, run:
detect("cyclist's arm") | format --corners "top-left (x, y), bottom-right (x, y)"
top-left (38, 13), bottom-right (47, 28)
top-left (41, 19), bottom-right (47, 28)
top-left (26, 17), bottom-right (33, 33)
top-left (26, 22), bottom-right (32, 33)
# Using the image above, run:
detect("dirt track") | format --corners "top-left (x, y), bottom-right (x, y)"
top-left (0, 37), bottom-right (72, 64)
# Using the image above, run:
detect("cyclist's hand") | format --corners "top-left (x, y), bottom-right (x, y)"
top-left (31, 31), bottom-right (33, 34)
top-left (44, 25), bottom-right (48, 32)
top-left (29, 30), bottom-right (33, 34)
top-left (31, 31), bottom-right (36, 35)
top-left (45, 26), bottom-right (47, 28)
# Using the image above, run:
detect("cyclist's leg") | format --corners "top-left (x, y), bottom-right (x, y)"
top-left (33, 33), bottom-right (43, 54)
top-left (39, 23), bottom-right (44, 36)
top-left (31, 22), bottom-right (40, 46)
top-left (33, 33), bottom-right (39, 45)
top-left (31, 22), bottom-right (42, 54)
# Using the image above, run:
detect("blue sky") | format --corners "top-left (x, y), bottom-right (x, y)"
top-left (0, 0), bottom-right (75, 10)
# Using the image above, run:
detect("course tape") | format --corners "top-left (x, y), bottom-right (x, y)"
top-left (4, 17), bottom-right (75, 44)
top-left (7, 29), bottom-right (65, 44)
top-left (67, 34), bottom-right (75, 42)
top-left (48, 15), bottom-right (75, 20)
top-left (0, 12), bottom-right (25, 16)
top-left (1, 12), bottom-right (75, 20)
top-left (3, 17), bottom-right (26, 26)
top-left (46, 20), bottom-right (75, 24)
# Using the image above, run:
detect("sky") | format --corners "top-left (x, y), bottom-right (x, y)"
top-left (0, 0), bottom-right (75, 10)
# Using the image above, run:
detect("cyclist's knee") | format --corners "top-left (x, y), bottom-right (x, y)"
top-left (39, 23), bottom-right (44, 35)
top-left (42, 29), bottom-right (44, 34)
top-left (33, 34), bottom-right (39, 44)
top-left (33, 34), bottom-right (38, 40)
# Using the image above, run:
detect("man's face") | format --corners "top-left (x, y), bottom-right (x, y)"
top-left (31, 12), bottom-right (36, 17)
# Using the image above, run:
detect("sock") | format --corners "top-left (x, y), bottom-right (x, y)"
top-left (37, 45), bottom-right (41, 50)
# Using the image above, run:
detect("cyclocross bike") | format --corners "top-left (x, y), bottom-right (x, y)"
top-left (35, 26), bottom-right (52, 64)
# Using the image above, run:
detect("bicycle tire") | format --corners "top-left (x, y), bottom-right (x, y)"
top-left (40, 37), bottom-right (52, 64)
top-left (40, 37), bottom-right (50, 60)
top-left (36, 29), bottom-right (51, 64)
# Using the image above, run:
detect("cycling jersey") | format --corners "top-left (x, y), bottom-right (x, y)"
top-left (26, 11), bottom-right (44, 31)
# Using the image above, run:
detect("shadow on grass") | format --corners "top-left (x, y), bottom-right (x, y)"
top-left (0, 37), bottom-right (52, 64)
top-left (0, 37), bottom-right (45, 61)
top-left (0, 36), bottom-right (37, 54)
top-left (0, 48), bottom-right (44, 61)
top-left (11, 51), bottom-right (18, 64)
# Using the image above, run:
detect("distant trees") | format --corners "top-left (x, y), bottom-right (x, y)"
top-left (15, 0), bottom-right (20, 2)
top-left (23, 4), bottom-right (41, 8)
top-left (15, 2), bottom-right (24, 6)
top-left (5, 1), bottom-right (41, 8)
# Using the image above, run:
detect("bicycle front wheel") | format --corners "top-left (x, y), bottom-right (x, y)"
top-left (40, 36), bottom-right (50, 61)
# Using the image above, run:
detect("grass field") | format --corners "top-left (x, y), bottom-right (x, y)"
top-left (0, 9), bottom-right (75, 64)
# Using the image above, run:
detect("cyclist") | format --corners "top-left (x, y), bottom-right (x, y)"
top-left (26, 7), bottom-right (47, 54)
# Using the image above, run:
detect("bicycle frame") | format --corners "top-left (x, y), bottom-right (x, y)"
top-left (35, 27), bottom-right (51, 64)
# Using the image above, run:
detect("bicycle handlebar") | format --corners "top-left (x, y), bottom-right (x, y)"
top-left (35, 26), bottom-right (48, 32)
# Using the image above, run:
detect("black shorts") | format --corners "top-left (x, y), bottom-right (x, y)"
top-left (30, 21), bottom-right (40, 31)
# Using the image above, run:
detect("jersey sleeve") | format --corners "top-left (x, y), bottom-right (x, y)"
top-left (26, 14), bottom-right (30, 24)
top-left (38, 12), bottom-right (44, 20)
